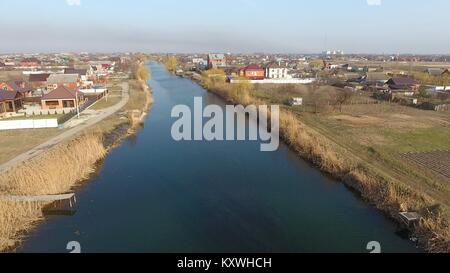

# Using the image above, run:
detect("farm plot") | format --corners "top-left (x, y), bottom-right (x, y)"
top-left (401, 150), bottom-right (450, 179)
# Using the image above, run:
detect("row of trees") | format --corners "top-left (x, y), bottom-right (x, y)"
top-left (414, 71), bottom-right (450, 86)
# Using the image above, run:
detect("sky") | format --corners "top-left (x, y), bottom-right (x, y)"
top-left (1, 0), bottom-right (449, 54)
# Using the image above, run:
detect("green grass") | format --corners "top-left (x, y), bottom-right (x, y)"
top-left (382, 127), bottom-right (450, 153)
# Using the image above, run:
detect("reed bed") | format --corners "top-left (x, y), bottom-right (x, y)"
top-left (0, 201), bottom-right (44, 251)
top-left (0, 133), bottom-right (107, 251)
top-left (0, 133), bottom-right (107, 196)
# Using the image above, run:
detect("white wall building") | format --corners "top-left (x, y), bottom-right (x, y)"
top-left (265, 62), bottom-right (288, 79)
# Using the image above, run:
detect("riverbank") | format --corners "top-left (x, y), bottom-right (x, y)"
top-left (0, 76), bottom-right (153, 252)
top-left (189, 73), bottom-right (449, 253)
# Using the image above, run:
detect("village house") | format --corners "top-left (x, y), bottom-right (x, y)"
top-left (207, 54), bottom-right (227, 69)
top-left (0, 90), bottom-right (23, 116)
top-left (88, 61), bottom-right (115, 76)
top-left (64, 68), bottom-right (88, 80)
top-left (74, 64), bottom-right (95, 77)
top-left (46, 74), bottom-right (79, 91)
top-left (41, 86), bottom-right (84, 110)
top-left (239, 64), bottom-right (265, 80)
top-left (386, 77), bottom-right (420, 91)
top-left (363, 72), bottom-right (390, 86)
top-left (426, 68), bottom-right (445, 77)
top-left (265, 62), bottom-right (288, 79)
top-left (29, 73), bottom-right (51, 89)
top-left (0, 80), bottom-right (33, 98)
top-left (192, 58), bottom-right (207, 69)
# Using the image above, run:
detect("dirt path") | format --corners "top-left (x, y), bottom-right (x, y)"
top-left (0, 82), bottom-right (129, 174)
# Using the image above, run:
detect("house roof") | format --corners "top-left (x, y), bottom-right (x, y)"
top-left (0, 90), bottom-right (20, 101)
top-left (426, 68), bottom-right (444, 76)
top-left (47, 74), bottom-right (79, 85)
top-left (41, 86), bottom-right (80, 100)
top-left (21, 57), bottom-right (41, 64)
top-left (208, 54), bottom-right (225, 59)
top-left (64, 68), bottom-right (88, 76)
top-left (29, 73), bottom-right (50, 82)
top-left (366, 72), bottom-right (390, 81)
top-left (265, 62), bottom-right (285, 69)
top-left (241, 64), bottom-right (264, 71)
top-left (1, 80), bottom-right (32, 93)
top-left (388, 77), bottom-right (418, 86)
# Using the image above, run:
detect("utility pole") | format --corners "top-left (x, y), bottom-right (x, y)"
top-left (76, 91), bottom-right (80, 119)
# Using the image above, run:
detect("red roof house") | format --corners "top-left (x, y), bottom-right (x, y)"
top-left (41, 86), bottom-right (84, 110)
top-left (0, 80), bottom-right (33, 97)
top-left (238, 64), bottom-right (265, 80)
top-left (0, 90), bottom-right (23, 115)
top-left (29, 73), bottom-right (51, 89)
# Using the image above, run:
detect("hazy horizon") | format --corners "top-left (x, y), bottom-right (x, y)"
top-left (1, 0), bottom-right (450, 55)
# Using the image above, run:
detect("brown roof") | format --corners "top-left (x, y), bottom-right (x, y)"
top-left (265, 62), bottom-right (285, 69)
top-left (240, 64), bottom-right (264, 71)
top-left (64, 68), bottom-right (88, 76)
top-left (21, 57), bottom-right (41, 64)
top-left (2, 80), bottom-right (32, 93)
top-left (388, 77), bottom-right (418, 86)
top-left (41, 86), bottom-right (80, 100)
top-left (0, 90), bottom-right (20, 102)
top-left (29, 73), bottom-right (50, 82)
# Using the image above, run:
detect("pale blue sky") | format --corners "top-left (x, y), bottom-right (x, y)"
top-left (1, 0), bottom-right (449, 54)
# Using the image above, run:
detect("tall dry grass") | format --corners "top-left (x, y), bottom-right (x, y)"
top-left (0, 201), bottom-right (44, 251)
top-left (127, 80), bottom-right (153, 129)
top-left (0, 133), bottom-right (107, 252)
top-left (204, 79), bottom-right (450, 252)
top-left (0, 133), bottom-right (107, 196)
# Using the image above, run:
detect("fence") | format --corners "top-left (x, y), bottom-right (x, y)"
top-left (57, 97), bottom-right (98, 125)
top-left (0, 119), bottom-right (58, 130)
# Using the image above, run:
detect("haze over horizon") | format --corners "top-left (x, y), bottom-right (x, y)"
top-left (1, 0), bottom-right (449, 55)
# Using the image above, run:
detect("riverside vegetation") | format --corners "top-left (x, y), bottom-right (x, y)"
top-left (198, 68), bottom-right (450, 253)
top-left (0, 60), bottom-right (153, 252)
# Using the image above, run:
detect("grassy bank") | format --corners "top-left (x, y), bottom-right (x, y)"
top-left (0, 76), bottom-right (153, 252)
top-left (199, 78), bottom-right (450, 252)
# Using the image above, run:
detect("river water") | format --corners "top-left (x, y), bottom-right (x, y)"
top-left (20, 63), bottom-right (419, 253)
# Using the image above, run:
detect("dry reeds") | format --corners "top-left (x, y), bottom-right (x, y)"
top-left (0, 133), bottom-right (107, 196)
top-left (0, 201), bottom-right (44, 251)
top-left (0, 133), bottom-right (106, 252)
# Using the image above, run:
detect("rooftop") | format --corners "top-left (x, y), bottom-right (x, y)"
top-left (47, 74), bottom-right (79, 84)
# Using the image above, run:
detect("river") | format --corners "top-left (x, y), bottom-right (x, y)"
top-left (20, 62), bottom-right (419, 253)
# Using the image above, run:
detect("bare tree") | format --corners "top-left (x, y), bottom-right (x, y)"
top-left (334, 89), bottom-right (353, 112)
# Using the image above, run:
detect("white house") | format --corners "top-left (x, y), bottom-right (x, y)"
top-left (265, 62), bottom-right (288, 79)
